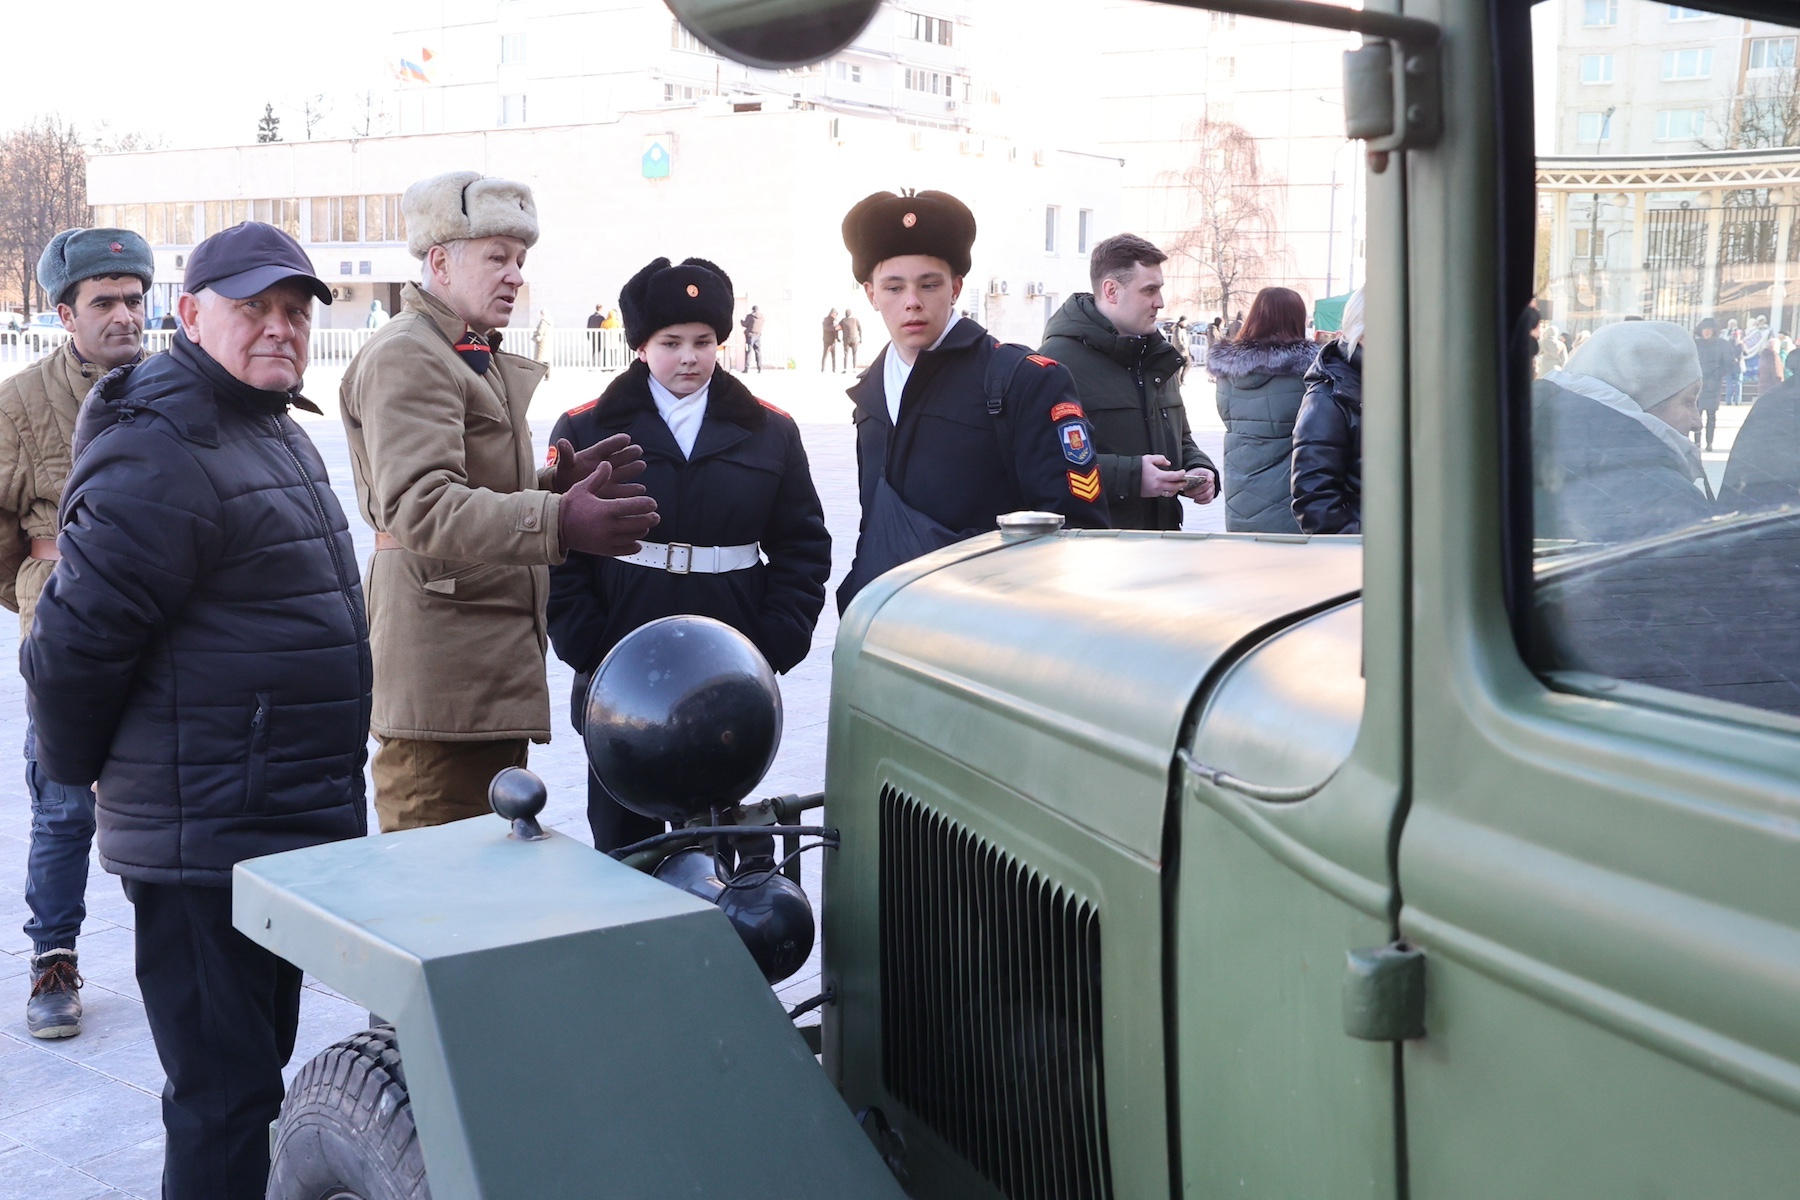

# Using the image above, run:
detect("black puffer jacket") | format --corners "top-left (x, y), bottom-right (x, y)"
top-left (1210, 339), bottom-right (1316, 533)
top-left (22, 336), bottom-right (371, 886)
top-left (548, 361), bottom-right (830, 705)
top-left (1040, 294), bottom-right (1216, 530)
top-left (1720, 376), bottom-right (1800, 512)
top-left (1291, 341), bottom-right (1363, 534)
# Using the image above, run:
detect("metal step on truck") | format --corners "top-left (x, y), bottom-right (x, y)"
top-left (237, 0), bottom-right (1800, 1196)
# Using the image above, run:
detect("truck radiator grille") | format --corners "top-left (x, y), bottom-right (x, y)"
top-left (879, 785), bottom-right (1113, 1200)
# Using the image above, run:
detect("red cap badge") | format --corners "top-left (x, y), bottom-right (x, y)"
top-left (902, 212), bottom-right (917, 228)
top-left (109, 242), bottom-right (123, 253)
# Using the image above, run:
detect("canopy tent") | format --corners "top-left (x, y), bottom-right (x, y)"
top-left (1313, 293), bottom-right (1354, 334)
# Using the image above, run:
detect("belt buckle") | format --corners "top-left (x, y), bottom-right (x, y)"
top-left (665, 542), bottom-right (693, 574)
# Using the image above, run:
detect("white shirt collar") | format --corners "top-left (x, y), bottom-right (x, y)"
top-left (646, 370), bottom-right (710, 459)
top-left (883, 315), bottom-right (961, 424)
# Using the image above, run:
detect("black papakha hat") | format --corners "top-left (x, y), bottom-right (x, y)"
top-left (842, 190), bottom-right (976, 284)
top-left (620, 257), bottom-right (734, 349)
top-left (184, 222), bottom-right (332, 305)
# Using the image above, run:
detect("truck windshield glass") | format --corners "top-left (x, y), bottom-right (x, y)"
top-left (1528, 0), bottom-right (1800, 721)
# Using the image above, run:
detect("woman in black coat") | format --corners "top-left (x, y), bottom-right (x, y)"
top-left (547, 257), bottom-right (831, 850)
top-left (1212, 286), bottom-right (1316, 533)
top-left (1291, 289), bottom-right (1364, 534)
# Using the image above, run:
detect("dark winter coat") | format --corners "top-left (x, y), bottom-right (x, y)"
top-left (547, 361), bottom-right (830, 716)
top-left (1039, 293), bottom-right (1216, 531)
top-left (1719, 376), bottom-right (1800, 513)
top-left (22, 336), bottom-right (371, 886)
top-left (1694, 333), bottom-right (1740, 410)
top-left (1532, 378), bottom-right (1714, 544)
top-left (1209, 338), bottom-right (1316, 533)
top-left (1291, 341), bottom-right (1364, 534)
top-left (841, 317), bottom-right (1110, 611)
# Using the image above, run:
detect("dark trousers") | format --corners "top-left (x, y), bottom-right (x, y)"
top-left (844, 342), bottom-right (860, 370)
top-left (587, 767), bottom-right (665, 853)
top-left (821, 342), bottom-right (838, 372)
top-left (1699, 405), bottom-right (1718, 450)
top-left (124, 878), bottom-right (302, 1200)
top-left (23, 721), bottom-right (95, 954)
top-left (745, 334), bottom-right (762, 371)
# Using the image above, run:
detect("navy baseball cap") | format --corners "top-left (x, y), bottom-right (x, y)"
top-left (184, 222), bottom-right (332, 305)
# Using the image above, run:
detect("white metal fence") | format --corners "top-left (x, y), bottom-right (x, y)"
top-left (0, 325), bottom-right (637, 371)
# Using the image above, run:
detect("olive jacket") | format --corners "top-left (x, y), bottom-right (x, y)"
top-left (0, 343), bottom-right (117, 634)
top-left (339, 283), bottom-right (559, 742)
top-left (1039, 293), bottom-right (1216, 531)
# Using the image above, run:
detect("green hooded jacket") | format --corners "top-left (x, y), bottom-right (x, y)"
top-left (1039, 293), bottom-right (1216, 530)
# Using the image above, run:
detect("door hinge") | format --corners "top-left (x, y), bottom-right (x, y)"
top-left (1343, 940), bottom-right (1427, 1041)
top-left (1343, 33), bottom-right (1443, 169)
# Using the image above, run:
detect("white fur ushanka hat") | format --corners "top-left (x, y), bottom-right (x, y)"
top-left (403, 171), bottom-right (539, 260)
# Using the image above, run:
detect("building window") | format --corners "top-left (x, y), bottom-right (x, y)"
top-left (1661, 48), bottom-right (1712, 80)
top-left (1750, 37), bottom-right (1797, 71)
top-left (1665, 4), bottom-right (1711, 19)
top-left (500, 93), bottom-right (527, 125)
top-left (903, 67), bottom-right (952, 96)
top-left (1213, 56), bottom-right (1236, 79)
top-left (500, 33), bottom-right (525, 64)
top-left (1655, 108), bottom-right (1706, 140)
top-left (1078, 209), bottom-right (1093, 254)
top-left (1582, 0), bottom-right (1617, 26)
top-left (1576, 111), bottom-right (1614, 143)
top-left (1045, 205), bottom-right (1060, 253)
top-left (1573, 228), bottom-right (1607, 260)
top-left (1210, 10), bottom-right (1236, 29)
top-left (672, 20), bottom-right (717, 55)
top-left (835, 60), bottom-right (863, 83)
top-left (906, 12), bottom-right (953, 45)
top-left (1579, 54), bottom-right (1614, 84)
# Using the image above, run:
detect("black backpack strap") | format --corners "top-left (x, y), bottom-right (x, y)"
top-left (983, 342), bottom-right (1035, 503)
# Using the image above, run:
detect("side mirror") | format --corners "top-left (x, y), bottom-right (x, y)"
top-left (664, 0), bottom-right (882, 69)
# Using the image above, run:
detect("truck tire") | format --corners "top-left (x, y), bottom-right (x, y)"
top-left (267, 1026), bottom-right (431, 1200)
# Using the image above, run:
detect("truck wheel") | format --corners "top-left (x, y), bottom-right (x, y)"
top-left (267, 1026), bottom-right (431, 1200)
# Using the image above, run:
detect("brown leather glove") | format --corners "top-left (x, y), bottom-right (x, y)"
top-left (558, 460), bottom-right (660, 557)
top-left (550, 432), bottom-right (646, 495)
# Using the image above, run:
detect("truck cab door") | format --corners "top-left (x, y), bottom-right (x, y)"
top-left (1397, 1), bottom-right (1800, 1194)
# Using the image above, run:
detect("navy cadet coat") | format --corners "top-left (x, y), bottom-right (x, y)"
top-left (547, 360), bottom-right (831, 720)
top-left (22, 336), bottom-right (371, 886)
top-left (839, 317), bottom-right (1110, 611)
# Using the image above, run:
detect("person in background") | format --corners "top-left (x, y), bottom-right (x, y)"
top-left (1535, 321), bottom-right (1567, 378)
top-left (839, 308), bottom-right (863, 372)
top-left (1777, 329), bottom-right (1796, 381)
top-left (547, 256), bottom-right (831, 851)
top-left (1725, 319), bottom-right (1746, 406)
top-left (586, 302), bottom-right (606, 364)
top-left (1038, 232), bottom-right (1216, 531)
top-left (339, 171), bottom-right (658, 833)
top-left (1225, 309), bottom-right (1244, 339)
top-left (533, 308), bottom-right (554, 373)
top-left (1533, 320), bottom-right (1712, 544)
top-left (1692, 318), bottom-right (1737, 452)
top-left (158, 312), bottom-right (176, 330)
top-left (1758, 325), bottom-right (1783, 402)
top-left (366, 299), bottom-right (390, 329)
top-left (1, 227), bottom-right (153, 1039)
top-left (22, 222), bottom-right (369, 1200)
top-left (741, 304), bottom-right (765, 372)
top-left (821, 307), bottom-right (841, 372)
top-left (1291, 287), bottom-right (1365, 534)
top-left (1210, 285), bottom-right (1316, 533)
top-left (601, 306), bottom-right (621, 330)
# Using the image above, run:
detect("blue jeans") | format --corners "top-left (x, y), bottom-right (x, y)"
top-left (23, 722), bottom-right (96, 955)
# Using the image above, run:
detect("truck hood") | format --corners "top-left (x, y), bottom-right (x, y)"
top-left (836, 529), bottom-right (1364, 861)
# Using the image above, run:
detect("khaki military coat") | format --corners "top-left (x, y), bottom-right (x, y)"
top-left (340, 283), bottom-right (558, 742)
top-left (0, 344), bottom-right (113, 634)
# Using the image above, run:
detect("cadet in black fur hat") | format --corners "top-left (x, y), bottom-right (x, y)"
top-left (836, 189), bottom-right (1111, 613)
top-left (546, 257), bottom-right (832, 852)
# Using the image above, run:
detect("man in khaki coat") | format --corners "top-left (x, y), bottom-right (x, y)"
top-left (0, 227), bottom-right (153, 1037)
top-left (341, 171), bottom-right (658, 832)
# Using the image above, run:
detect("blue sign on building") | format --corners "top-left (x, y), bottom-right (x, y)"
top-left (642, 136), bottom-right (672, 179)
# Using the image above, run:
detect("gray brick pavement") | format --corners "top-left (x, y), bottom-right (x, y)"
top-left (0, 362), bottom-right (1226, 1194)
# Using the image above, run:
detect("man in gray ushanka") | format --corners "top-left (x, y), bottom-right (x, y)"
top-left (340, 170), bottom-right (660, 832)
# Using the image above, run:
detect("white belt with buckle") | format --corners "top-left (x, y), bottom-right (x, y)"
top-left (618, 541), bottom-right (760, 575)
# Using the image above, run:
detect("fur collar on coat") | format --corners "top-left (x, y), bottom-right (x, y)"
top-left (1207, 339), bottom-right (1318, 379)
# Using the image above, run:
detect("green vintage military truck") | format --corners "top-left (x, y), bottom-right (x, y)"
top-left (239, 0), bottom-right (1800, 1196)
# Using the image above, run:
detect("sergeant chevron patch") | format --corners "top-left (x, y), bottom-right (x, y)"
top-left (1067, 467), bottom-right (1102, 502)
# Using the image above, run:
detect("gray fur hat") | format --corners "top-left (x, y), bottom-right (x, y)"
top-left (402, 171), bottom-right (539, 260)
top-left (37, 228), bottom-right (154, 307)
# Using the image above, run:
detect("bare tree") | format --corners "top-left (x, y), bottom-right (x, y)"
top-left (1160, 116), bottom-right (1281, 321)
top-left (88, 122), bottom-right (168, 154)
top-left (1704, 66), bottom-right (1800, 150)
top-left (0, 117), bottom-right (92, 314)
top-left (300, 94), bottom-right (329, 141)
top-left (347, 90), bottom-right (395, 139)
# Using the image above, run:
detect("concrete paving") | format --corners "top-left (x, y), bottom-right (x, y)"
top-left (0, 357), bottom-right (1229, 1195)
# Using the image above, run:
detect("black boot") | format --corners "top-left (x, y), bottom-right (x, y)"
top-left (26, 948), bottom-right (83, 1039)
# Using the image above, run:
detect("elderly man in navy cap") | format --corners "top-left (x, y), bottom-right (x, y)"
top-left (22, 222), bottom-right (371, 1200)
top-left (0, 226), bottom-right (152, 1039)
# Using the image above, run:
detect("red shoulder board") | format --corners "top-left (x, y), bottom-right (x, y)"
top-left (758, 399), bottom-right (791, 418)
top-left (564, 398), bottom-right (598, 417)
top-left (1027, 354), bottom-right (1059, 368)
top-left (1050, 401), bottom-right (1086, 423)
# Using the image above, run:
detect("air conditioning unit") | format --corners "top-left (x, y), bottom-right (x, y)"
top-left (1032, 149), bottom-right (1046, 167)
top-left (329, 285), bottom-right (355, 302)
top-left (988, 278), bottom-right (1002, 296)
top-left (999, 280), bottom-right (1010, 296)
top-left (1026, 281), bottom-right (1046, 298)
top-left (960, 138), bottom-right (973, 155)
top-left (945, 100), bottom-right (959, 112)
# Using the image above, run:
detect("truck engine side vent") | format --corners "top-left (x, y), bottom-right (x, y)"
top-left (879, 785), bottom-right (1113, 1200)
